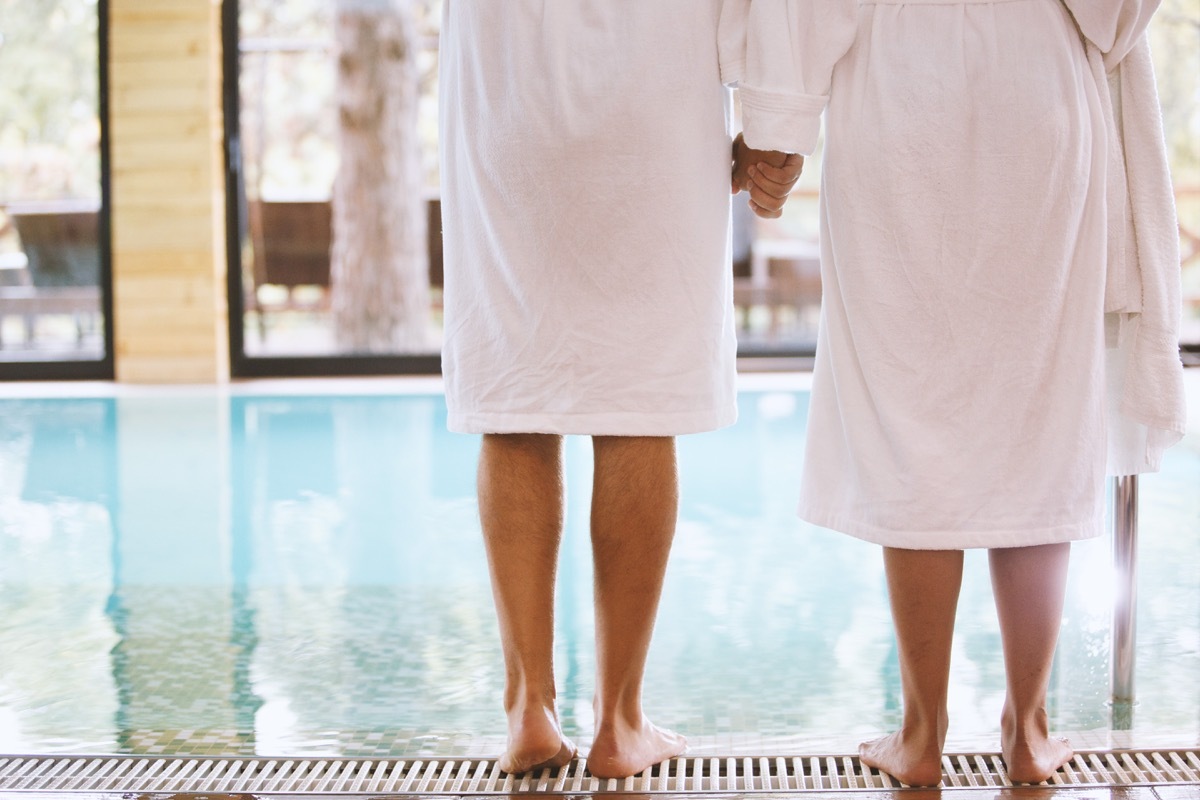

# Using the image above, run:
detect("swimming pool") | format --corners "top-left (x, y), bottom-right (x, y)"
top-left (0, 377), bottom-right (1197, 758)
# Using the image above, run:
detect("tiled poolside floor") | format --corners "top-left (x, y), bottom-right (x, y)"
top-left (3, 786), bottom-right (1197, 798)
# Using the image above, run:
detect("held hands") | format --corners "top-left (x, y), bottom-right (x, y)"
top-left (731, 132), bottom-right (804, 219)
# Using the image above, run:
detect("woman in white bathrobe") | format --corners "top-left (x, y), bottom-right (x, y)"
top-left (735, 0), bottom-right (1179, 786)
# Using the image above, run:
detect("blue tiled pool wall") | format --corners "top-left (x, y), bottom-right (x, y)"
top-left (0, 393), bottom-right (1196, 755)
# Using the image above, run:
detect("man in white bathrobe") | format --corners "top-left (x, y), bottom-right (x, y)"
top-left (438, 0), bottom-right (801, 780)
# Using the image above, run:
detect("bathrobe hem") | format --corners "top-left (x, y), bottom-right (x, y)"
top-left (448, 408), bottom-right (737, 437)
top-left (797, 505), bottom-right (1105, 550)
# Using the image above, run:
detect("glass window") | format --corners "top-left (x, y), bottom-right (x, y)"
top-left (1153, 1), bottom-right (1200, 352)
top-left (0, 0), bottom-right (110, 375)
top-left (225, 0), bottom-right (816, 374)
top-left (227, 0), bottom-right (442, 373)
top-left (226, 1), bottom-right (1200, 374)
top-left (731, 148), bottom-right (823, 357)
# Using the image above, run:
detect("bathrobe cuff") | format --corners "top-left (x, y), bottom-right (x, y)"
top-left (739, 84), bottom-right (827, 155)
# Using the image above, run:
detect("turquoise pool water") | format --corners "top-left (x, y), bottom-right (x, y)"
top-left (0, 384), bottom-right (1197, 757)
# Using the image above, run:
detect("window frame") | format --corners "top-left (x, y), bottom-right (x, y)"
top-left (0, 0), bottom-right (115, 382)
top-left (221, 0), bottom-right (1198, 376)
top-left (221, 0), bottom-right (441, 378)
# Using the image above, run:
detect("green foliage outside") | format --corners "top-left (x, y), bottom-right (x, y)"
top-left (1153, 0), bottom-right (1200, 184)
top-left (0, 0), bottom-right (100, 202)
top-left (1150, 0), bottom-right (1200, 334)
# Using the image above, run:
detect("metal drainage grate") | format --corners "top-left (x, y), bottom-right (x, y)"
top-left (1, 749), bottom-right (1198, 794)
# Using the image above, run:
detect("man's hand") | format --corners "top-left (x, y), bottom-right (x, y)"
top-left (731, 132), bottom-right (804, 219)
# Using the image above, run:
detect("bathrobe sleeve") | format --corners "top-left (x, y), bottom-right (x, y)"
top-left (1061, 0), bottom-right (1160, 70)
top-left (718, 0), bottom-right (749, 87)
top-left (1064, 1), bottom-right (1186, 474)
top-left (719, 0), bottom-right (858, 155)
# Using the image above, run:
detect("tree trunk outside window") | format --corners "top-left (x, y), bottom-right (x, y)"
top-left (332, 0), bottom-right (430, 352)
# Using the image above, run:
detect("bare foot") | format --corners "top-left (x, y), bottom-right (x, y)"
top-left (586, 716), bottom-right (686, 780)
top-left (498, 703), bottom-right (577, 775)
top-left (1001, 706), bottom-right (1073, 784)
top-left (859, 731), bottom-right (944, 788)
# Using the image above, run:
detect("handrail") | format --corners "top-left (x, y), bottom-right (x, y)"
top-left (1110, 475), bottom-right (1139, 728)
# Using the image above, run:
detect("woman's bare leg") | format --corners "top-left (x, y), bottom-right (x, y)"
top-left (989, 542), bottom-right (1073, 783)
top-left (859, 547), bottom-right (964, 787)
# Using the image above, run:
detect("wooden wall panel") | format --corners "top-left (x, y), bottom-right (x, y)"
top-left (109, 0), bottom-right (228, 383)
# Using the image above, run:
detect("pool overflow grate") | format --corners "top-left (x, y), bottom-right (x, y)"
top-left (0, 749), bottom-right (1198, 793)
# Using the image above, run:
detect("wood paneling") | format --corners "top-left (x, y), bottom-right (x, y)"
top-left (109, 0), bottom-right (228, 383)
top-left (115, 354), bottom-right (227, 385)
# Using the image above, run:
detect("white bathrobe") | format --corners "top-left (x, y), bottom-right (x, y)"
top-left (439, 1), bottom-right (752, 436)
top-left (732, 0), bottom-right (1184, 549)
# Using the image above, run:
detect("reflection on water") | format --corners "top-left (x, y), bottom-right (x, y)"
top-left (0, 391), bottom-right (1196, 755)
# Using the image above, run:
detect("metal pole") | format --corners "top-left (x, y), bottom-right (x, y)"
top-left (1110, 474), bottom-right (1139, 722)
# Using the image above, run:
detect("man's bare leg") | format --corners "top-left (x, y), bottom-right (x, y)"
top-left (859, 548), bottom-right (964, 787)
top-left (585, 435), bottom-right (687, 779)
top-left (478, 433), bottom-right (576, 774)
top-left (990, 542), bottom-right (1074, 783)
